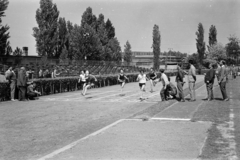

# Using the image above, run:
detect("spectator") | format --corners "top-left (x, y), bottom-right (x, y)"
top-left (159, 69), bottom-right (169, 101)
top-left (27, 82), bottom-right (41, 100)
top-left (17, 67), bottom-right (27, 101)
top-left (204, 63), bottom-right (215, 101)
top-left (43, 69), bottom-right (49, 78)
top-left (188, 60), bottom-right (196, 102)
top-left (5, 67), bottom-right (17, 101)
top-left (52, 68), bottom-right (60, 78)
top-left (175, 64), bottom-right (186, 102)
top-left (26, 69), bottom-right (34, 80)
top-left (218, 60), bottom-right (229, 101)
top-left (39, 69), bottom-right (43, 78)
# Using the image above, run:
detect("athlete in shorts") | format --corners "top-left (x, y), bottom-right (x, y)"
top-left (148, 68), bottom-right (157, 92)
top-left (137, 70), bottom-right (149, 100)
top-left (118, 69), bottom-right (129, 96)
top-left (82, 70), bottom-right (97, 96)
top-left (78, 70), bottom-right (86, 95)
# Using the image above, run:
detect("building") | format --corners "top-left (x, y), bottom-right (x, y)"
top-left (132, 51), bottom-right (186, 69)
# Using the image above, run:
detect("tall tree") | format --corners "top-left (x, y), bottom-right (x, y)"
top-left (124, 41), bottom-right (132, 65)
top-left (208, 25), bottom-right (217, 46)
top-left (33, 0), bottom-right (59, 57)
top-left (225, 35), bottom-right (240, 64)
top-left (0, 0), bottom-right (10, 56)
top-left (57, 17), bottom-right (68, 58)
top-left (196, 23), bottom-right (206, 65)
top-left (105, 19), bottom-right (115, 39)
top-left (81, 7), bottom-right (93, 27)
top-left (152, 24), bottom-right (160, 70)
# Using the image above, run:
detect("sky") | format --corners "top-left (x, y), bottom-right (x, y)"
top-left (2, 0), bottom-right (240, 56)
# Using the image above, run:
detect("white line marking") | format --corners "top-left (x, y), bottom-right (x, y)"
top-left (151, 118), bottom-right (191, 121)
top-left (37, 119), bottom-right (125, 160)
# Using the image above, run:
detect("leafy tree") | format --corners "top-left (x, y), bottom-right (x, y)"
top-left (207, 42), bottom-right (227, 61)
top-left (208, 25), bottom-right (217, 47)
top-left (123, 41), bottom-right (132, 64)
top-left (81, 7), bottom-right (93, 27)
top-left (225, 35), bottom-right (240, 64)
top-left (57, 17), bottom-right (68, 58)
top-left (196, 23), bottom-right (206, 65)
top-left (0, 0), bottom-right (10, 56)
top-left (33, 0), bottom-right (59, 58)
top-left (59, 47), bottom-right (69, 64)
top-left (152, 24), bottom-right (160, 70)
top-left (105, 19), bottom-right (115, 39)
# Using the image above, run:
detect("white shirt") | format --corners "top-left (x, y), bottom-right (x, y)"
top-left (137, 74), bottom-right (147, 83)
top-left (161, 73), bottom-right (169, 86)
top-left (80, 74), bottom-right (86, 82)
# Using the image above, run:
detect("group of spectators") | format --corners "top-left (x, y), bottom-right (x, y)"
top-left (159, 60), bottom-right (239, 102)
top-left (4, 66), bottom-right (41, 101)
top-left (38, 68), bottom-right (60, 78)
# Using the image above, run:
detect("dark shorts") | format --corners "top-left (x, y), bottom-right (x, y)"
top-left (139, 83), bottom-right (146, 88)
top-left (80, 81), bottom-right (86, 86)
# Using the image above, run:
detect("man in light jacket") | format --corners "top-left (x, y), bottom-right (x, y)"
top-left (218, 60), bottom-right (229, 101)
top-left (188, 60), bottom-right (196, 101)
top-left (17, 67), bottom-right (27, 101)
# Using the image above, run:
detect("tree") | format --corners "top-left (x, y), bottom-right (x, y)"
top-left (57, 17), bottom-right (68, 58)
top-left (124, 41), bottom-right (132, 64)
top-left (33, 0), bottom-right (59, 58)
top-left (81, 7), bottom-right (93, 27)
top-left (105, 19), bottom-right (115, 39)
top-left (225, 35), bottom-right (240, 64)
top-left (0, 0), bottom-right (10, 56)
top-left (208, 25), bottom-right (217, 48)
top-left (207, 42), bottom-right (227, 62)
top-left (152, 24), bottom-right (160, 70)
top-left (196, 23), bottom-right (206, 65)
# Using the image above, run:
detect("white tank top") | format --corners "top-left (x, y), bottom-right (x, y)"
top-left (138, 74), bottom-right (147, 83)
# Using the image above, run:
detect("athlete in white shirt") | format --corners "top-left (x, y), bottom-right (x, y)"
top-left (137, 70), bottom-right (149, 100)
top-left (78, 70), bottom-right (86, 95)
top-left (159, 69), bottom-right (169, 101)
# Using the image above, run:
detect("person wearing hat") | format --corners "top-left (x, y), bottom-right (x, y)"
top-left (17, 67), bottom-right (27, 101)
top-left (27, 81), bottom-right (41, 100)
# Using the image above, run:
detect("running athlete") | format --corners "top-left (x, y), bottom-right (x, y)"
top-left (148, 68), bottom-right (157, 92)
top-left (82, 70), bottom-right (97, 96)
top-left (136, 70), bottom-right (149, 100)
top-left (118, 69), bottom-right (129, 96)
top-left (78, 70), bottom-right (86, 95)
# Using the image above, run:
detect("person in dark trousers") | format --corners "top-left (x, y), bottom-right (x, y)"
top-left (27, 82), bottom-right (41, 100)
top-left (218, 60), bottom-right (229, 101)
top-left (204, 63), bottom-right (216, 101)
top-left (17, 67), bottom-right (27, 101)
top-left (175, 64), bottom-right (185, 102)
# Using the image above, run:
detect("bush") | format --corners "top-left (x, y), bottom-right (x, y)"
top-left (0, 72), bottom-right (177, 101)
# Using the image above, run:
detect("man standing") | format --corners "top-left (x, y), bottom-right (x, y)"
top-left (204, 63), bottom-right (215, 101)
top-left (17, 67), bottom-right (27, 101)
top-left (5, 67), bottom-right (17, 101)
top-left (159, 69), bottom-right (169, 101)
top-left (188, 60), bottom-right (196, 101)
top-left (218, 60), bottom-right (229, 101)
top-left (175, 64), bottom-right (185, 102)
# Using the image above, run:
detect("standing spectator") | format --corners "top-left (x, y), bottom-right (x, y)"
top-left (26, 69), bottom-right (34, 80)
top-left (175, 64), bottom-right (185, 102)
top-left (38, 69), bottom-right (43, 78)
top-left (17, 67), bottom-right (27, 101)
top-left (27, 82), bottom-right (41, 100)
top-left (218, 60), bottom-right (229, 101)
top-left (5, 67), bottom-right (17, 101)
top-left (52, 68), bottom-right (60, 78)
top-left (188, 60), bottom-right (196, 102)
top-left (43, 69), bottom-right (49, 78)
top-left (215, 62), bottom-right (221, 81)
top-left (159, 69), bottom-right (169, 101)
top-left (204, 63), bottom-right (215, 101)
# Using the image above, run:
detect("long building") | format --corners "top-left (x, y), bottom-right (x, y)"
top-left (132, 51), bottom-right (186, 69)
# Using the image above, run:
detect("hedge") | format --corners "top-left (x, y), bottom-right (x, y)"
top-left (0, 72), bottom-right (178, 102)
